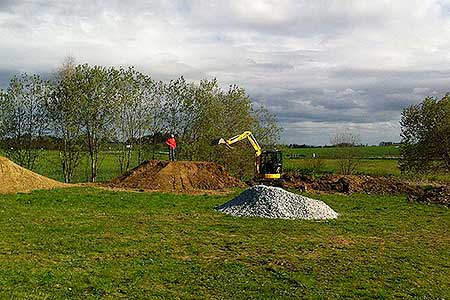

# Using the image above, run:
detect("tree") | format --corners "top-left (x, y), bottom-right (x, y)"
top-left (330, 131), bottom-right (361, 175)
top-left (112, 67), bottom-right (155, 173)
top-left (400, 94), bottom-right (450, 173)
top-left (57, 56), bottom-right (76, 79)
top-left (252, 105), bottom-right (283, 147)
top-left (0, 89), bottom-right (9, 138)
top-left (1, 74), bottom-right (51, 169)
top-left (68, 64), bottom-right (116, 182)
top-left (46, 57), bottom-right (83, 183)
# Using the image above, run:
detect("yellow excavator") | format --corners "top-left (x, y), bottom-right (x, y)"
top-left (215, 131), bottom-right (283, 185)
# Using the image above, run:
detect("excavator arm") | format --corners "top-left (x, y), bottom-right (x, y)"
top-left (217, 131), bottom-right (262, 157)
top-left (215, 131), bottom-right (283, 184)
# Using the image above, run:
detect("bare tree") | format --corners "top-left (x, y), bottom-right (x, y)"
top-left (57, 56), bottom-right (76, 79)
top-left (330, 131), bottom-right (361, 175)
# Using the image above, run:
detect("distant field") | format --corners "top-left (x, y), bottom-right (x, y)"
top-left (283, 145), bottom-right (400, 159)
top-left (284, 158), bottom-right (401, 177)
top-left (283, 146), bottom-right (402, 177)
top-left (0, 188), bottom-right (449, 299)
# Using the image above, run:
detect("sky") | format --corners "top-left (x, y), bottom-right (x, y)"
top-left (1, 0), bottom-right (450, 145)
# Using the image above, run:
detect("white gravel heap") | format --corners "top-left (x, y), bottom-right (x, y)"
top-left (216, 185), bottom-right (338, 220)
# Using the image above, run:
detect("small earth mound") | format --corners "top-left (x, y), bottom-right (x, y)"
top-left (408, 186), bottom-right (450, 207)
top-left (216, 185), bottom-right (338, 220)
top-left (110, 160), bottom-right (245, 192)
top-left (0, 156), bottom-right (67, 194)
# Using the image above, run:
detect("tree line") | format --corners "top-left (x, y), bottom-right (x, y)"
top-left (0, 58), bottom-right (282, 183)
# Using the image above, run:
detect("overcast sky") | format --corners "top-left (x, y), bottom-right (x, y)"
top-left (1, 0), bottom-right (450, 145)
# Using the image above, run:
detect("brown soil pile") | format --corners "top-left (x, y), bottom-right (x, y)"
top-left (284, 173), bottom-right (420, 195)
top-left (110, 160), bottom-right (245, 192)
top-left (0, 156), bottom-right (67, 194)
top-left (408, 186), bottom-right (450, 207)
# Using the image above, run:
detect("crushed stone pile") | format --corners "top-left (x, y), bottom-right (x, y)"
top-left (216, 185), bottom-right (338, 220)
top-left (0, 156), bottom-right (67, 194)
top-left (111, 160), bottom-right (245, 192)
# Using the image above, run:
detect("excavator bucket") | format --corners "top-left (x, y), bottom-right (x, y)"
top-left (217, 138), bottom-right (227, 145)
top-left (211, 138), bottom-right (232, 148)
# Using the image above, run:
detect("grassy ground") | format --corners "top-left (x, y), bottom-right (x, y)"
top-left (0, 187), bottom-right (449, 299)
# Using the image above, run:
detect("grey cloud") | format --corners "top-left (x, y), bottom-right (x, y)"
top-left (0, 0), bottom-right (19, 11)
top-left (245, 60), bottom-right (294, 72)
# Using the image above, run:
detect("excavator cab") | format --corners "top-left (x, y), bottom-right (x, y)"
top-left (255, 150), bottom-right (283, 187)
top-left (257, 150), bottom-right (283, 183)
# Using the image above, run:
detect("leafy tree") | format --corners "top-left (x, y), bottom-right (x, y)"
top-left (45, 56), bottom-right (83, 183)
top-left (112, 67), bottom-right (155, 173)
top-left (67, 64), bottom-right (116, 182)
top-left (0, 89), bottom-right (9, 138)
top-left (1, 73), bottom-right (51, 169)
top-left (400, 94), bottom-right (450, 173)
top-left (252, 105), bottom-right (283, 147)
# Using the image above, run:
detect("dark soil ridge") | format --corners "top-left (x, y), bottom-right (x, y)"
top-left (283, 173), bottom-right (420, 195)
top-left (283, 173), bottom-right (449, 207)
top-left (110, 160), bottom-right (245, 192)
top-left (407, 186), bottom-right (450, 207)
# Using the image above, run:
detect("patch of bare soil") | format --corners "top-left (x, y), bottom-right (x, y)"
top-left (0, 156), bottom-right (67, 194)
top-left (109, 160), bottom-right (245, 194)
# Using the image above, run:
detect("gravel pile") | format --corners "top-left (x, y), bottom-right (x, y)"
top-left (216, 185), bottom-right (338, 220)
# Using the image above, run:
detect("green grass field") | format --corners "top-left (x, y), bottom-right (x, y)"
top-left (283, 145), bottom-right (400, 159)
top-left (0, 187), bottom-right (449, 299)
top-left (284, 159), bottom-right (401, 177)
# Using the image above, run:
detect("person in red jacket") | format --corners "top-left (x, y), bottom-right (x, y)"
top-left (165, 134), bottom-right (177, 161)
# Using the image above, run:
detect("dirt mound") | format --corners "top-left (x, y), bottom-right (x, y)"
top-left (284, 173), bottom-right (420, 195)
top-left (0, 156), bottom-right (67, 194)
top-left (111, 160), bottom-right (245, 192)
top-left (408, 186), bottom-right (450, 207)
